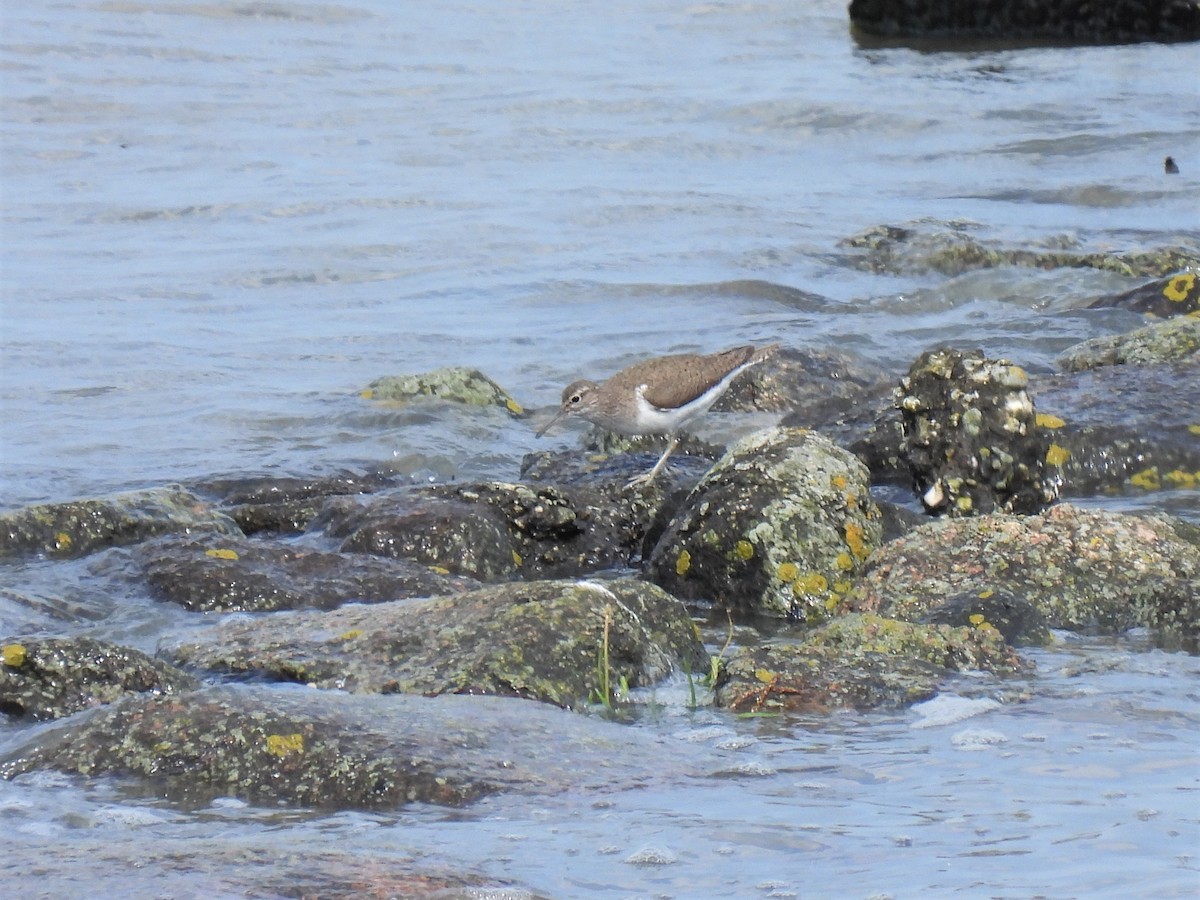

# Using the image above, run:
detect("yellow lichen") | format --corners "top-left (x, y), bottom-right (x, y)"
top-left (969, 613), bottom-right (987, 627)
top-left (1129, 468), bottom-right (1161, 490)
top-left (1189, 425), bottom-right (1200, 436)
top-left (831, 474), bottom-right (848, 490)
top-left (505, 397), bottom-right (525, 416)
top-left (205, 548), bottom-right (239, 560)
top-left (511, 549), bottom-right (523, 567)
top-left (735, 540), bottom-right (754, 561)
top-left (266, 733), bottom-right (305, 758)
top-left (835, 551), bottom-right (854, 571)
top-left (337, 629), bottom-right (363, 642)
top-left (359, 388), bottom-right (375, 400)
top-left (776, 562), bottom-right (799, 583)
top-left (1035, 412), bottom-right (1065, 429)
top-left (978, 588), bottom-right (994, 599)
top-left (1163, 469), bottom-right (1198, 489)
top-left (793, 572), bottom-right (829, 596)
top-left (1045, 443), bottom-right (1070, 466)
top-left (833, 580), bottom-right (853, 594)
top-left (428, 565), bottom-right (450, 575)
top-left (1163, 273), bottom-right (1195, 303)
top-left (844, 522), bottom-right (870, 560)
top-left (754, 668), bottom-right (776, 684)
top-left (675, 550), bottom-right (691, 577)
top-left (54, 531), bottom-right (72, 550)
top-left (2, 644), bottom-right (27, 667)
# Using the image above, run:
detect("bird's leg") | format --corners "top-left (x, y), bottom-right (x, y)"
top-left (626, 434), bottom-right (680, 488)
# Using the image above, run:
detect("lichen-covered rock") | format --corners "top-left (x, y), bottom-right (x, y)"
top-left (0, 687), bottom-right (494, 809)
top-left (0, 637), bottom-right (196, 720)
top-left (1030, 358), bottom-right (1200, 496)
top-left (167, 578), bottom-right (708, 709)
top-left (193, 470), bottom-right (402, 535)
top-left (897, 348), bottom-right (1059, 516)
top-left (329, 481), bottom-right (662, 581)
top-left (845, 504), bottom-right (1200, 647)
top-left (849, 0), bottom-right (1200, 45)
top-left (647, 428), bottom-right (882, 621)
top-left (135, 533), bottom-right (475, 612)
top-left (0, 486), bottom-right (242, 560)
top-left (362, 366), bottom-right (525, 417)
top-left (1087, 270), bottom-right (1200, 318)
top-left (1057, 315), bottom-right (1200, 372)
top-left (840, 222), bottom-right (1199, 278)
top-left (713, 613), bottom-right (1025, 713)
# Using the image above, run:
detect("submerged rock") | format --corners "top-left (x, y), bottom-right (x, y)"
top-left (362, 366), bottom-right (525, 417)
top-left (167, 578), bottom-right (708, 709)
top-left (136, 532), bottom-right (475, 612)
top-left (0, 486), bottom-right (241, 560)
top-left (840, 222), bottom-right (1198, 278)
top-left (714, 613), bottom-right (1025, 714)
top-left (896, 348), bottom-right (1058, 516)
top-left (647, 428), bottom-right (882, 621)
top-left (0, 637), bottom-right (196, 720)
top-left (845, 504), bottom-right (1200, 647)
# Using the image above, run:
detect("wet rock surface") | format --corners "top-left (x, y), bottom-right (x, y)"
top-left (1056, 315), bottom-right (1200, 371)
top-left (1087, 270), bottom-right (1200, 318)
top-left (0, 637), bottom-right (196, 720)
top-left (849, 0), bottom-right (1200, 43)
top-left (840, 222), bottom-right (1199, 278)
top-left (896, 348), bottom-right (1059, 516)
top-left (714, 613), bottom-right (1025, 714)
top-left (648, 428), bottom-right (882, 621)
top-left (328, 480), bottom-right (663, 581)
top-left (0, 486), bottom-right (241, 560)
top-left (167, 578), bottom-right (708, 708)
top-left (362, 365), bottom-right (525, 417)
top-left (136, 532), bottom-right (476, 612)
top-left (845, 503), bottom-right (1200, 647)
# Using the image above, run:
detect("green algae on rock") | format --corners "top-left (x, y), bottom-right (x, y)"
top-left (362, 366), bottom-right (525, 417)
top-left (0, 637), bottom-right (196, 720)
top-left (0, 485), bottom-right (242, 560)
top-left (647, 428), bottom-right (882, 621)
top-left (897, 348), bottom-right (1059, 516)
top-left (136, 532), bottom-right (476, 613)
top-left (845, 504), bottom-right (1200, 648)
top-left (166, 578), bottom-right (708, 710)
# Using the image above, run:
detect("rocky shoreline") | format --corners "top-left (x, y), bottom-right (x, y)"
top-left (2, 229), bottom-right (1198, 811)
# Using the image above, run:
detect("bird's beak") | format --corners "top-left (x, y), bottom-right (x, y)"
top-left (535, 404), bottom-right (569, 438)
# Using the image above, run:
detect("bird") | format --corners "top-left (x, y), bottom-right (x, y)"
top-left (1164, 156), bottom-right (1180, 174)
top-left (536, 343), bottom-right (779, 485)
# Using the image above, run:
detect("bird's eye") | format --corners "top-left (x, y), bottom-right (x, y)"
top-left (570, 393), bottom-right (582, 404)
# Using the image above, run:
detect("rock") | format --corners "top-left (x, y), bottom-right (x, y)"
top-left (0, 637), bottom-right (196, 720)
top-left (713, 613), bottom-right (1025, 713)
top-left (0, 486), bottom-right (242, 560)
top-left (166, 578), bottom-right (708, 709)
top-left (193, 470), bottom-right (403, 535)
top-left (328, 481), bottom-right (662, 581)
top-left (896, 348), bottom-right (1059, 516)
top-left (845, 504), bottom-right (1200, 647)
top-left (1057, 316), bottom-right (1200, 371)
top-left (647, 428), bottom-right (882, 621)
top-left (362, 366), bottom-right (525, 417)
top-left (840, 222), bottom-right (1199, 278)
top-left (135, 532), bottom-right (475, 612)
top-left (849, 0), bottom-right (1200, 44)
top-left (1087, 270), bottom-right (1200, 318)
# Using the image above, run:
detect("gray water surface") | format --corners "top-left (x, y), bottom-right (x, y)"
top-left (2, 1), bottom-right (1199, 896)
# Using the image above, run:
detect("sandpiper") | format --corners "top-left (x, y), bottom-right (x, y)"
top-left (536, 343), bottom-right (779, 485)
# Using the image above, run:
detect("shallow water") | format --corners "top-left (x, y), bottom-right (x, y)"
top-left (2, 0), bottom-right (1199, 896)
